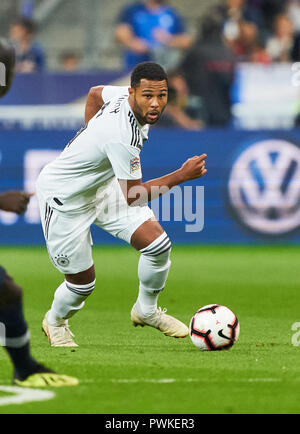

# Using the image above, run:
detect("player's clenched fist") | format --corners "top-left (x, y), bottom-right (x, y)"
top-left (180, 154), bottom-right (207, 181)
top-left (0, 191), bottom-right (33, 215)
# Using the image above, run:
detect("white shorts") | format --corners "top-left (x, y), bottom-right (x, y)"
top-left (36, 178), bottom-right (155, 274)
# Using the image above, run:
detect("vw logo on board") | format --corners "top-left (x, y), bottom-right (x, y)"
top-left (228, 139), bottom-right (300, 236)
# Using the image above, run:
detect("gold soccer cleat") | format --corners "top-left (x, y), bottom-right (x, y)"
top-left (42, 312), bottom-right (78, 347)
top-left (131, 305), bottom-right (189, 338)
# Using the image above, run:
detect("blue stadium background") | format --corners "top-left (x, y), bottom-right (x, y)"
top-left (1, 72), bottom-right (300, 246)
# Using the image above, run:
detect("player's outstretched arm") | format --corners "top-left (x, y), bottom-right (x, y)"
top-left (85, 86), bottom-right (105, 124)
top-left (119, 154), bottom-right (207, 206)
top-left (0, 191), bottom-right (33, 215)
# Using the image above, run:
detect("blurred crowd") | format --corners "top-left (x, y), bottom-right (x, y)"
top-left (5, 0), bottom-right (300, 128)
top-left (114, 0), bottom-right (300, 128)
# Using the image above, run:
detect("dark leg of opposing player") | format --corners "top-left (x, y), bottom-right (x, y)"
top-left (0, 267), bottom-right (48, 381)
top-left (0, 267), bottom-right (79, 387)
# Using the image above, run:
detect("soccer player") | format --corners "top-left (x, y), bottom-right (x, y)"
top-left (37, 62), bottom-right (207, 347)
top-left (0, 38), bottom-right (78, 387)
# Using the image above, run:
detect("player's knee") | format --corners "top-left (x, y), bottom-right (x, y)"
top-left (65, 279), bottom-right (96, 298)
top-left (140, 232), bottom-right (172, 264)
top-left (0, 274), bottom-right (23, 308)
top-left (65, 265), bottom-right (96, 287)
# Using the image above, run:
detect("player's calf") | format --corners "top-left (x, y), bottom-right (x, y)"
top-left (131, 233), bottom-right (189, 338)
top-left (43, 277), bottom-right (96, 347)
top-left (135, 231), bottom-right (172, 318)
top-left (47, 279), bottom-right (96, 324)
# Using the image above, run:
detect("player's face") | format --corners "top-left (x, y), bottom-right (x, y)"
top-left (130, 79), bottom-right (168, 126)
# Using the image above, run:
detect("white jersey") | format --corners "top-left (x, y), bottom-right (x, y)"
top-left (36, 86), bottom-right (150, 212)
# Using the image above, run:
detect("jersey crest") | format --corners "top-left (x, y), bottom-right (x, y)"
top-left (130, 157), bottom-right (141, 174)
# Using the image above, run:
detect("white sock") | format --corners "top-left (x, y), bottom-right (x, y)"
top-left (136, 284), bottom-right (161, 318)
top-left (136, 232), bottom-right (172, 318)
top-left (47, 280), bottom-right (96, 326)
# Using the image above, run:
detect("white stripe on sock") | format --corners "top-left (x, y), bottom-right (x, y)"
top-left (3, 330), bottom-right (31, 348)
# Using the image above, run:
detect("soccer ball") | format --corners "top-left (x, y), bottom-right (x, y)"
top-left (189, 304), bottom-right (240, 351)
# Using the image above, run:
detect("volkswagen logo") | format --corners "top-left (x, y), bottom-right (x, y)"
top-left (228, 139), bottom-right (300, 236)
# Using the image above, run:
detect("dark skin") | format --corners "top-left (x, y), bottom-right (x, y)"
top-left (67, 79), bottom-right (207, 285)
top-left (0, 191), bottom-right (33, 215)
top-left (128, 78), bottom-right (168, 125)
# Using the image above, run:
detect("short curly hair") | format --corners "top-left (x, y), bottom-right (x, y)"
top-left (131, 62), bottom-right (168, 88)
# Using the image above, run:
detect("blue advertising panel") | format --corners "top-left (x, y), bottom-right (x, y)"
top-left (1, 128), bottom-right (300, 245)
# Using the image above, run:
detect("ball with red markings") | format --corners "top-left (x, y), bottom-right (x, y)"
top-left (189, 304), bottom-right (240, 351)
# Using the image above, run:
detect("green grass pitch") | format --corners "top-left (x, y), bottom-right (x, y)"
top-left (0, 245), bottom-right (299, 414)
